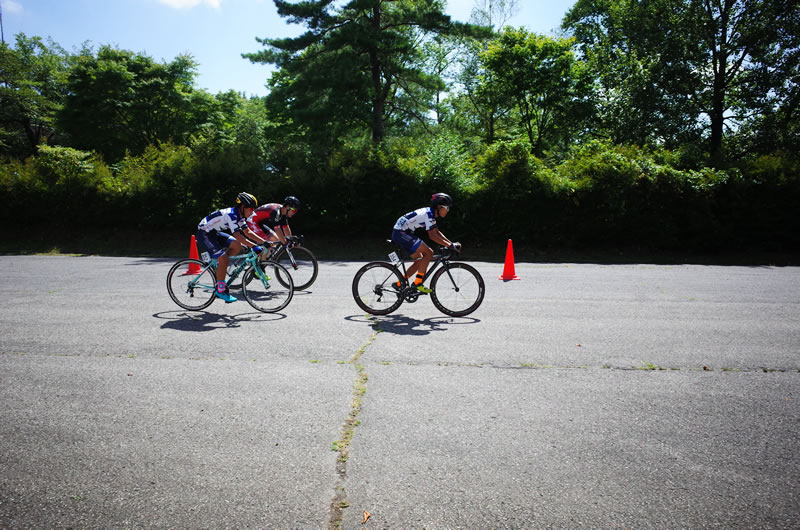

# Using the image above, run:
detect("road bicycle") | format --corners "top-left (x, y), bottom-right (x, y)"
top-left (166, 247), bottom-right (294, 313)
top-left (352, 242), bottom-right (485, 317)
top-left (228, 235), bottom-right (318, 291)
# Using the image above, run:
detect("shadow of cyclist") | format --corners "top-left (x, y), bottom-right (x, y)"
top-left (154, 310), bottom-right (286, 332)
top-left (345, 314), bottom-right (480, 336)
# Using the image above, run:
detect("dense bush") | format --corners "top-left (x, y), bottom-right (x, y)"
top-left (2, 138), bottom-right (797, 253)
top-left (0, 146), bottom-right (112, 223)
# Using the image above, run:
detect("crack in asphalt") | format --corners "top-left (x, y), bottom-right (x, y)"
top-left (327, 318), bottom-right (381, 529)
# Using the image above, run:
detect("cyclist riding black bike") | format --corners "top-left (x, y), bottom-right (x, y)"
top-left (391, 193), bottom-right (461, 293)
top-left (247, 195), bottom-right (301, 246)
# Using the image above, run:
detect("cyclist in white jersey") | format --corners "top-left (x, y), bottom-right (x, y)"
top-left (391, 193), bottom-right (461, 293)
top-left (197, 192), bottom-right (267, 303)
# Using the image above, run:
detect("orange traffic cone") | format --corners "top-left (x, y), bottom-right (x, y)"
top-left (181, 235), bottom-right (203, 276)
top-left (499, 239), bottom-right (520, 280)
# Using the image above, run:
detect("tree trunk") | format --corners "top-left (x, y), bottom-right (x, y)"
top-left (369, 5), bottom-right (384, 143)
top-left (709, 84), bottom-right (725, 166)
top-left (706, 0), bottom-right (728, 166)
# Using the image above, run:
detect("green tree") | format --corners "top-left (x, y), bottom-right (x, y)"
top-left (422, 35), bottom-right (458, 127)
top-left (0, 34), bottom-right (70, 157)
top-left (454, 37), bottom-right (513, 144)
top-left (244, 0), bottom-right (488, 143)
top-left (58, 46), bottom-right (215, 161)
top-left (564, 0), bottom-right (799, 164)
top-left (731, 0), bottom-right (800, 157)
top-left (481, 28), bottom-right (587, 156)
top-left (447, 0), bottom-right (518, 144)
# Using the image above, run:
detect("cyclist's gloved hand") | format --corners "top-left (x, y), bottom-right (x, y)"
top-left (450, 242), bottom-right (462, 253)
top-left (284, 239), bottom-right (293, 248)
top-left (252, 246), bottom-right (264, 254)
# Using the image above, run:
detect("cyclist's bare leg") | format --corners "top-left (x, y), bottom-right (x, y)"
top-left (216, 254), bottom-right (229, 283)
top-left (217, 241), bottom-right (244, 283)
top-left (406, 243), bottom-right (433, 281)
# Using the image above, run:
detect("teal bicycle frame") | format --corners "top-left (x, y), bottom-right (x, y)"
top-left (168, 245), bottom-right (294, 313)
top-left (189, 247), bottom-right (270, 293)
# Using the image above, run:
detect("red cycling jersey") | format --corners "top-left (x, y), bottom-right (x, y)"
top-left (248, 203), bottom-right (289, 237)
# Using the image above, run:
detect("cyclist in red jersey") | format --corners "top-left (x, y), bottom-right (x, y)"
top-left (247, 196), bottom-right (301, 246)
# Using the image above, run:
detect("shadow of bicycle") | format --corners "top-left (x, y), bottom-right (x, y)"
top-left (345, 313), bottom-right (480, 336)
top-left (154, 310), bottom-right (287, 332)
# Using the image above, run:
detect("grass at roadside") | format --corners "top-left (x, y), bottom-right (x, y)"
top-left (2, 227), bottom-right (798, 265)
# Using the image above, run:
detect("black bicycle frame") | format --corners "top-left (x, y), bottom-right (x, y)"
top-left (392, 247), bottom-right (458, 288)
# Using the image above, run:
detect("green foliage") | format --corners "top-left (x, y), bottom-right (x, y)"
top-left (315, 136), bottom-right (423, 232)
top-left (247, 0), bottom-right (490, 143)
top-left (1, 21), bottom-right (798, 254)
top-left (112, 143), bottom-right (197, 227)
top-left (58, 46), bottom-right (212, 162)
top-left (481, 29), bottom-right (587, 156)
top-left (0, 146), bottom-right (111, 222)
top-left (0, 34), bottom-right (71, 157)
top-left (419, 132), bottom-right (478, 193)
top-left (563, 0), bottom-right (799, 163)
top-left (477, 139), bottom-right (535, 193)
top-left (0, 155), bottom-right (37, 205)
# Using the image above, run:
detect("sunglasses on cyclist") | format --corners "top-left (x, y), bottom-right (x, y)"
top-left (288, 207), bottom-right (297, 213)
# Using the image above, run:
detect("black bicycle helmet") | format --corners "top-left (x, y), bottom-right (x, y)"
top-left (236, 192), bottom-right (258, 208)
top-left (431, 192), bottom-right (453, 207)
top-left (284, 195), bottom-right (301, 208)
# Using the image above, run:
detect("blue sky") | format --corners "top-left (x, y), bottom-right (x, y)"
top-left (2, 0), bottom-right (576, 97)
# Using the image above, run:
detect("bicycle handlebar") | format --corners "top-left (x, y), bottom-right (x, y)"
top-left (434, 246), bottom-right (461, 260)
top-left (269, 235), bottom-right (303, 249)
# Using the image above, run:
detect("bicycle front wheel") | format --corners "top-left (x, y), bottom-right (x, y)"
top-left (352, 261), bottom-right (405, 315)
top-left (430, 262), bottom-right (485, 317)
top-left (274, 246), bottom-right (318, 290)
top-left (242, 261), bottom-right (294, 313)
top-left (166, 259), bottom-right (216, 311)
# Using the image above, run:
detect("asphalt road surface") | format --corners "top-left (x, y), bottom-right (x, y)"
top-left (1, 255), bottom-right (798, 527)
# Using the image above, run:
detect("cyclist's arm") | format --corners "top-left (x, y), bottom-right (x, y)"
top-left (254, 222), bottom-right (279, 244)
top-left (274, 225), bottom-right (288, 245)
top-left (240, 230), bottom-right (262, 246)
top-left (235, 228), bottom-right (266, 247)
top-left (427, 227), bottom-right (452, 249)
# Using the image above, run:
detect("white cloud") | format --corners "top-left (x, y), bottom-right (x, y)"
top-left (156, 0), bottom-right (222, 9)
top-left (4, 0), bottom-right (24, 15)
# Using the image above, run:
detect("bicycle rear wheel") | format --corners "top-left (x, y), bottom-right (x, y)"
top-left (274, 246), bottom-right (318, 290)
top-left (242, 261), bottom-right (294, 313)
top-left (430, 262), bottom-right (485, 317)
top-left (166, 259), bottom-right (216, 311)
top-left (352, 261), bottom-right (405, 315)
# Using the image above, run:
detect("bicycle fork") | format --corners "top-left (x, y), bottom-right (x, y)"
top-left (254, 263), bottom-right (271, 286)
top-left (442, 266), bottom-right (461, 292)
top-left (285, 248), bottom-right (299, 270)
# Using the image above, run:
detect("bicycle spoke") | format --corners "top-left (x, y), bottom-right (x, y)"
top-left (275, 246), bottom-right (318, 290)
top-left (430, 262), bottom-right (485, 317)
top-left (352, 262), bottom-right (405, 315)
top-left (166, 259), bottom-right (216, 311)
top-left (242, 262), bottom-right (294, 313)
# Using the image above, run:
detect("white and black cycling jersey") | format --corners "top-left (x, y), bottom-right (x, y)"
top-left (393, 207), bottom-right (437, 233)
top-left (198, 207), bottom-right (248, 234)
